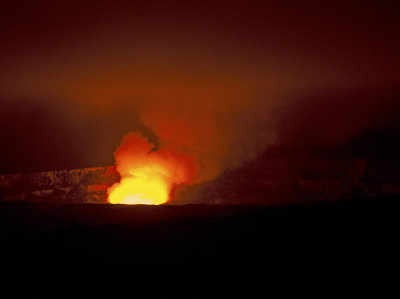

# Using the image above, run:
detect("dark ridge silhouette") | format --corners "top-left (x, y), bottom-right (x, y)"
top-left (2, 158), bottom-right (400, 205)
top-left (1, 195), bottom-right (399, 297)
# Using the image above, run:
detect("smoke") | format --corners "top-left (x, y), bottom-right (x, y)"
top-left (0, 36), bottom-right (283, 181)
top-left (0, 1), bottom-right (399, 183)
top-left (136, 85), bottom-right (278, 184)
top-left (108, 132), bottom-right (198, 204)
top-left (114, 132), bottom-right (197, 185)
top-left (108, 74), bottom-right (279, 197)
top-left (107, 78), bottom-right (281, 204)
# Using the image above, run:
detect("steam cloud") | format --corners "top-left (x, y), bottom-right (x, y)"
top-left (114, 132), bottom-right (197, 185)
top-left (0, 1), bottom-right (399, 181)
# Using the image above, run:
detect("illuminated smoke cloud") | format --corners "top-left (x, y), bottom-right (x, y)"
top-left (108, 132), bottom-right (197, 204)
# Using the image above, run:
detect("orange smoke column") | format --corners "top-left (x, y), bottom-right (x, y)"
top-left (107, 132), bottom-right (196, 205)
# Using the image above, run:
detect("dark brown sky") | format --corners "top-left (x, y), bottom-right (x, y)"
top-left (1, 0), bottom-right (399, 173)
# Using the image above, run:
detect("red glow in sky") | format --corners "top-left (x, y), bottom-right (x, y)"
top-left (0, 0), bottom-right (399, 175)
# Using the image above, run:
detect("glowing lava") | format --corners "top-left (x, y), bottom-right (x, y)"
top-left (107, 166), bottom-right (170, 205)
top-left (107, 132), bottom-right (196, 205)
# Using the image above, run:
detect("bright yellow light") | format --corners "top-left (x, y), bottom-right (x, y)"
top-left (107, 132), bottom-right (196, 205)
top-left (108, 171), bottom-right (169, 205)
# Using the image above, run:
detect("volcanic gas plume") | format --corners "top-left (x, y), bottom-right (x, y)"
top-left (1, 1), bottom-right (399, 205)
top-left (107, 132), bottom-right (197, 204)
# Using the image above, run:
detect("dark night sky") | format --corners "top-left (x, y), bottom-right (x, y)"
top-left (0, 0), bottom-right (399, 174)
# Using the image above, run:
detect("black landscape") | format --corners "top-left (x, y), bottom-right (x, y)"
top-left (1, 196), bottom-right (399, 297)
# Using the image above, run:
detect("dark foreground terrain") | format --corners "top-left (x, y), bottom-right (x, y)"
top-left (1, 196), bottom-right (400, 297)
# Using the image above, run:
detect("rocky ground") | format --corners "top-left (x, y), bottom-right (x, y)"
top-left (2, 158), bottom-right (400, 206)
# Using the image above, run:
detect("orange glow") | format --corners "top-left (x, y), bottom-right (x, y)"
top-left (107, 132), bottom-right (196, 205)
top-left (108, 167), bottom-right (170, 205)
